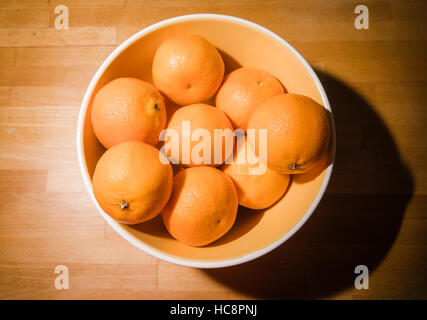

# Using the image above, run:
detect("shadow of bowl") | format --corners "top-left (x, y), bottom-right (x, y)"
top-left (202, 69), bottom-right (414, 299)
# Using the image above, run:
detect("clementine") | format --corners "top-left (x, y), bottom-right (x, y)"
top-left (152, 35), bottom-right (224, 106)
top-left (216, 67), bottom-right (284, 131)
top-left (162, 166), bottom-right (238, 246)
top-left (222, 137), bottom-right (291, 209)
top-left (247, 93), bottom-right (330, 174)
top-left (91, 77), bottom-right (166, 149)
top-left (92, 141), bottom-right (173, 224)
top-left (163, 103), bottom-right (234, 167)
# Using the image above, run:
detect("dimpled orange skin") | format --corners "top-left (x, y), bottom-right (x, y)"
top-left (222, 138), bottom-right (291, 210)
top-left (91, 77), bottom-right (166, 149)
top-left (165, 103), bottom-right (234, 167)
top-left (216, 67), bottom-right (285, 131)
top-left (162, 166), bottom-right (238, 247)
top-left (92, 141), bottom-right (173, 225)
top-left (152, 35), bottom-right (225, 106)
top-left (247, 94), bottom-right (331, 174)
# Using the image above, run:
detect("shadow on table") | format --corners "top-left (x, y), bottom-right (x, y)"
top-left (202, 69), bottom-right (414, 299)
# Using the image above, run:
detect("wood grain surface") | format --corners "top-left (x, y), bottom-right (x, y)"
top-left (0, 0), bottom-right (426, 300)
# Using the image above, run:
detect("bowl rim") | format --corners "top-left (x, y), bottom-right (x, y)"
top-left (76, 13), bottom-right (336, 269)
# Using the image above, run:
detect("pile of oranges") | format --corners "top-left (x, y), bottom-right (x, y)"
top-left (91, 35), bottom-right (330, 247)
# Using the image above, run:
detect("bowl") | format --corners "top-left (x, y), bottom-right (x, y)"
top-left (77, 14), bottom-right (336, 268)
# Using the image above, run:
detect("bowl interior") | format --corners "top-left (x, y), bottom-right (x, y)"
top-left (81, 15), bottom-right (333, 265)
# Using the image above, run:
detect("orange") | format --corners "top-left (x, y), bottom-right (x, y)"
top-left (92, 141), bottom-right (173, 225)
top-left (162, 166), bottom-right (238, 246)
top-left (248, 93), bottom-right (330, 174)
top-left (163, 103), bottom-right (234, 167)
top-left (222, 137), bottom-right (291, 210)
top-left (91, 77), bottom-right (166, 149)
top-left (152, 35), bottom-right (225, 106)
top-left (216, 67), bottom-right (285, 131)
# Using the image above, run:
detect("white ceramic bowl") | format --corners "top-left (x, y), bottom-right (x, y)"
top-left (77, 14), bottom-right (335, 268)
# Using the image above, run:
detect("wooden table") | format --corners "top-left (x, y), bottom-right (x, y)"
top-left (0, 0), bottom-right (426, 299)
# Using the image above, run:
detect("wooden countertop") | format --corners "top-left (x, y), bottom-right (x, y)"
top-left (0, 0), bottom-right (426, 299)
